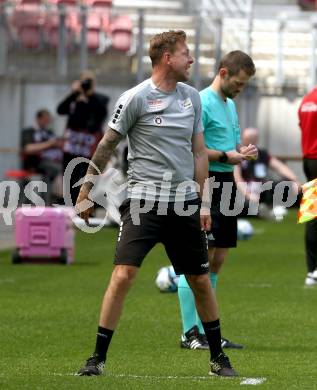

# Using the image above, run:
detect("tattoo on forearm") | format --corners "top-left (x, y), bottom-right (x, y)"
top-left (84, 128), bottom-right (123, 185)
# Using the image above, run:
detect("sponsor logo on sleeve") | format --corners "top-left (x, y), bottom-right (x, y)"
top-left (301, 102), bottom-right (317, 112)
top-left (112, 104), bottom-right (124, 123)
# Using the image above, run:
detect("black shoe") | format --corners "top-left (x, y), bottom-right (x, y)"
top-left (180, 325), bottom-right (209, 350)
top-left (221, 337), bottom-right (244, 349)
top-left (209, 352), bottom-right (238, 377)
top-left (76, 353), bottom-right (105, 376)
top-left (199, 334), bottom-right (244, 350)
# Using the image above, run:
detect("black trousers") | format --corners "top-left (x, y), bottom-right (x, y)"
top-left (303, 158), bottom-right (317, 273)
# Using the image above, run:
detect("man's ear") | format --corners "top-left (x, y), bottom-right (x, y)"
top-left (162, 51), bottom-right (171, 65)
top-left (219, 68), bottom-right (228, 78)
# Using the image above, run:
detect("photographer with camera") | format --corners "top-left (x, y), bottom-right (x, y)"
top-left (57, 70), bottom-right (109, 204)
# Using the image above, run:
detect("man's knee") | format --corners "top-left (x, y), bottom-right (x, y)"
top-left (185, 273), bottom-right (209, 294)
top-left (110, 265), bottom-right (138, 291)
top-left (210, 248), bottom-right (228, 272)
top-left (210, 257), bottom-right (224, 273)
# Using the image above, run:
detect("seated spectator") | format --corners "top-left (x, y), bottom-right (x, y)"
top-left (234, 127), bottom-right (301, 217)
top-left (21, 109), bottom-right (64, 202)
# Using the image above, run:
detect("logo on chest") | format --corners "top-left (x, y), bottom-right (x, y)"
top-left (147, 99), bottom-right (164, 112)
top-left (178, 97), bottom-right (193, 110)
top-left (153, 115), bottom-right (163, 126)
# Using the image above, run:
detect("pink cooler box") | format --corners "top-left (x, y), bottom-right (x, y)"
top-left (13, 207), bottom-right (75, 264)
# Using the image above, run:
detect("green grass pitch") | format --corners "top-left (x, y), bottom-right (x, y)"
top-left (1, 210), bottom-right (317, 389)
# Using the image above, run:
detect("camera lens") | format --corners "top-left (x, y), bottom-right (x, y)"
top-left (81, 79), bottom-right (92, 92)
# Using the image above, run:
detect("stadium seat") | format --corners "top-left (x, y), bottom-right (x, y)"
top-left (20, 0), bottom-right (42, 4)
top-left (110, 15), bottom-right (132, 52)
top-left (45, 9), bottom-right (79, 48)
top-left (58, 0), bottom-right (77, 5)
top-left (11, 3), bottom-right (44, 26)
top-left (4, 169), bottom-right (41, 205)
top-left (88, 0), bottom-right (112, 7)
top-left (87, 0), bottom-right (112, 22)
top-left (11, 3), bottom-right (44, 49)
top-left (47, 0), bottom-right (78, 5)
top-left (101, 10), bottom-right (110, 33)
top-left (5, 169), bottom-right (36, 179)
top-left (19, 25), bottom-right (42, 48)
top-left (86, 12), bottom-right (102, 50)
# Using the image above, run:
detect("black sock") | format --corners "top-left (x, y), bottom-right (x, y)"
top-left (202, 319), bottom-right (223, 360)
top-left (94, 326), bottom-right (114, 362)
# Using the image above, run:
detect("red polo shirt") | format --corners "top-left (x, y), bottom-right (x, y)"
top-left (298, 87), bottom-right (317, 159)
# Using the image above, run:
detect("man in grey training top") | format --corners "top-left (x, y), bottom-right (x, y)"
top-left (75, 30), bottom-right (237, 378)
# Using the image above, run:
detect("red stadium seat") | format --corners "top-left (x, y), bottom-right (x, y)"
top-left (86, 0), bottom-right (111, 20)
top-left (87, 31), bottom-right (99, 50)
top-left (47, 0), bottom-right (78, 5)
top-left (4, 169), bottom-right (47, 206)
top-left (87, 0), bottom-right (112, 7)
top-left (57, 0), bottom-right (77, 5)
top-left (11, 3), bottom-right (44, 26)
top-left (45, 10), bottom-right (79, 48)
top-left (86, 12), bottom-right (102, 50)
top-left (5, 169), bottom-right (36, 179)
top-left (20, 0), bottom-right (42, 4)
top-left (110, 15), bottom-right (132, 52)
top-left (45, 14), bottom-right (78, 48)
top-left (100, 10), bottom-right (110, 32)
top-left (11, 3), bottom-right (44, 49)
top-left (19, 26), bottom-right (41, 48)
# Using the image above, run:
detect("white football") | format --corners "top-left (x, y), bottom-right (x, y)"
top-left (237, 219), bottom-right (254, 240)
top-left (155, 265), bottom-right (179, 292)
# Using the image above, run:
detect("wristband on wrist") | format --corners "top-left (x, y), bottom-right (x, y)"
top-left (219, 151), bottom-right (228, 163)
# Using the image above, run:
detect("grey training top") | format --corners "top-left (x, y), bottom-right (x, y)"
top-left (108, 78), bottom-right (203, 202)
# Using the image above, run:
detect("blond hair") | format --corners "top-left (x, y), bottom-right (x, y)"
top-left (149, 30), bottom-right (187, 67)
top-left (80, 69), bottom-right (96, 81)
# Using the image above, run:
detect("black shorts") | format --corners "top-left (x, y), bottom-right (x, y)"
top-left (114, 198), bottom-right (209, 275)
top-left (208, 171), bottom-right (237, 248)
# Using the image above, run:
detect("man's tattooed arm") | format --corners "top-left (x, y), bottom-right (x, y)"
top-left (82, 127), bottom-right (124, 191)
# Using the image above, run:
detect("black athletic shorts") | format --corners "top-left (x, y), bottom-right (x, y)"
top-left (207, 171), bottom-right (237, 248)
top-left (114, 198), bottom-right (209, 275)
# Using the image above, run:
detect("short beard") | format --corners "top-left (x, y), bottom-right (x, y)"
top-left (221, 85), bottom-right (234, 99)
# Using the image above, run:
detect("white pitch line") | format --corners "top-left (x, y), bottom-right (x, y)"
top-left (51, 373), bottom-right (210, 380)
top-left (51, 372), bottom-right (267, 384)
top-left (108, 374), bottom-right (209, 380)
top-left (240, 378), bottom-right (267, 385)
